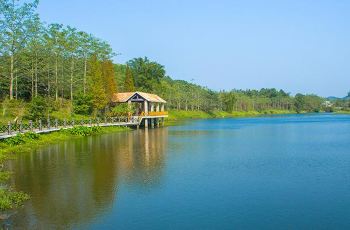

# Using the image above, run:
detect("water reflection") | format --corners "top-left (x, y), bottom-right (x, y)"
top-left (6, 128), bottom-right (168, 229)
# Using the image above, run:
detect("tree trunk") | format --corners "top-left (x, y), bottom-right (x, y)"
top-left (55, 54), bottom-right (58, 101)
top-left (15, 72), bottom-right (18, 99)
top-left (35, 52), bottom-right (38, 97)
top-left (83, 57), bottom-right (87, 95)
top-left (70, 58), bottom-right (74, 101)
top-left (31, 60), bottom-right (34, 100)
top-left (47, 64), bottom-right (50, 97)
top-left (9, 55), bottom-right (14, 100)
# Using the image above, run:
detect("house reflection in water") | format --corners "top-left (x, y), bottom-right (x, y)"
top-left (6, 128), bottom-right (168, 229)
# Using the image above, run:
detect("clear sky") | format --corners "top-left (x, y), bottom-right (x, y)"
top-left (37, 0), bottom-right (350, 97)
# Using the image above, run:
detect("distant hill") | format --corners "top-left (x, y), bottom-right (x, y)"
top-left (327, 96), bottom-right (350, 101)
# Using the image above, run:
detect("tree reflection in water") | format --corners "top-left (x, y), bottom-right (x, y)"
top-left (6, 128), bottom-right (168, 229)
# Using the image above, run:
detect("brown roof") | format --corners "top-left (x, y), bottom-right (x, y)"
top-left (112, 92), bottom-right (166, 103)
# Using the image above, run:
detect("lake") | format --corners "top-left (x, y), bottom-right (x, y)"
top-left (4, 114), bottom-right (350, 229)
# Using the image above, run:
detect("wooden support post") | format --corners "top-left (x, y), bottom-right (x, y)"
top-left (39, 120), bottom-right (42, 131)
top-left (64, 119), bottom-right (67, 128)
top-left (29, 120), bottom-right (33, 131)
top-left (7, 122), bottom-right (11, 135)
top-left (72, 119), bottom-right (75, 127)
top-left (47, 119), bottom-right (51, 130)
top-left (89, 119), bottom-right (92, 126)
top-left (144, 100), bottom-right (149, 128)
top-left (55, 119), bottom-right (58, 128)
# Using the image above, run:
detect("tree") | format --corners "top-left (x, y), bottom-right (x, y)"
top-left (26, 14), bottom-right (44, 99)
top-left (77, 31), bottom-right (93, 95)
top-left (101, 60), bottom-right (117, 101)
top-left (87, 55), bottom-right (107, 113)
top-left (0, 0), bottom-right (39, 100)
top-left (44, 23), bottom-right (64, 101)
top-left (124, 65), bottom-right (135, 92)
top-left (73, 93), bottom-right (93, 115)
top-left (27, 95), bottom-right (47, 120)
top-left (65, 26), bottom-right (79, 101)
top-left (294, 94), bottom-right (305, 113)
top-left (126, 57), bottom-right (165, 92)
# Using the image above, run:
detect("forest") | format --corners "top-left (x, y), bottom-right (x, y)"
top-left (0, 0), bottom-right (349, 123)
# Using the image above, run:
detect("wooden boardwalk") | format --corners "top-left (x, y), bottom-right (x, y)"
top-left (0, 115), bottom-right (168, 140)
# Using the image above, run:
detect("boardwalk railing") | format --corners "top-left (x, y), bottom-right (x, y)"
top-left (0, 116), bottom-right (134, 138)
top-left (140, 111), bottom-right (169, 116)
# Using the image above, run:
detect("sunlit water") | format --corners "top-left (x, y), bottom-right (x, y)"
top-left (4, 114), bottom-right (350, 229)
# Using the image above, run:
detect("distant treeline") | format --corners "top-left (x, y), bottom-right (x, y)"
top-left (115, 61), bottom-right (346, 114)
top-left (0, 0), bottom-right (349, 121)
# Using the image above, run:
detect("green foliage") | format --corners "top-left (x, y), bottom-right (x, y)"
top-left (24, 132), bottom-right (40, 140)
top-left (0, 188), bottom-right (30, 211)
top-left (27, 96), bottom-right (48, 120)
top-left (110, 103), bottom-right (134, 117)
top-left (127, 57), bottom-right (165, 92)
top-left (124, 65), bottom-right (135, 92)
top-left (102, 60), bottom-right (118, 100)
top-left (2, 132), bottom-right (40, 146)
top-left (1, 98), bottom-right (26, 120)
top-left (294, 93), bottom-right (305, 113)
top-left (3, 134), bottom-right (26, 146)
top-left (67, 126), bottom-right (102, 136)
top-left (88, 55), bottom-right (108, 113)
top-left (294, 94), bottom-right (324, 113)
top-left (73, 93), bottom-right (93, 115)
top-left (0, 172), bottom-right (12, 183)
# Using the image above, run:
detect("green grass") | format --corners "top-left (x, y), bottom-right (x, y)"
top-left (335, 110), bottom-right (350, 114)
top-left (167, 109), bottom-right (296, 123)
top-left (0, 125), bottom-right (130, 211)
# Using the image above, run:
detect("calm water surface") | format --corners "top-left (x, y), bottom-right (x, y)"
top-left (5, 114), bottom-right (350, 229)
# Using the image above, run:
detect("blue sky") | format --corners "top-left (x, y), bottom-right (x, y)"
top-left (38, 0), bottom-right (350, 97)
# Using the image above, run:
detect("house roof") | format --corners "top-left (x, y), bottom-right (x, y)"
top-left (112, 92), bottom-right (166, 103)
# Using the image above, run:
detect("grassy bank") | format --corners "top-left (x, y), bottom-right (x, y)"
top-left (167, 109), bottom-right (295, 123)
top-left (335, 110), bottom-right (350, 114)
top-left (0, 125), bottom-right (130, 212)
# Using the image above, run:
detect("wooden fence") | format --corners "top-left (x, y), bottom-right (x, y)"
top-left (0, 116), bottom-right (136, 138)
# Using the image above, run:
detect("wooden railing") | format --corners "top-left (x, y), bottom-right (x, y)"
top-left (141, 111), bottom-right (168, 116)
top-left (0, 116), bottom-right (132, 138)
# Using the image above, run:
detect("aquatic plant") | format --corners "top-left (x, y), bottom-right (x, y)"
top-left (67, 126), bottom-right (102, 136)
top-left (2, 132), bottom-right (40, 146)
top-left (0, 188), bottom-right (30, 211)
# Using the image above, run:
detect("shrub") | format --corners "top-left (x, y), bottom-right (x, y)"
top-left (27, 96), bottom-right (48, 120)
top-left (3, 134), bottom-right (26, 146)
top-left (110, 103), bottom-right (134, 117)
top-left (2, 132), bottom-right (40, 146)
top-left (24, 132), bottom-right (40, 140)
top-left (0, 188), bottom-right (30, 211)
top-left (67, 126), bottom-right (101, 136)
top-left (0, 172), bottom-right (12, 183)
top-left (73, 93), bottom-right (93, 115)
top-left (1, 98), bottom-right (26, 120)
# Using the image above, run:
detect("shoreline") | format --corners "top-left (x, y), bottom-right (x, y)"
top-left (1, 111), bottom-right (349, 212)
top-left (166, 110), bottom-right (297, 124)
top-left (0, 126), bottom-right (130, 213)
